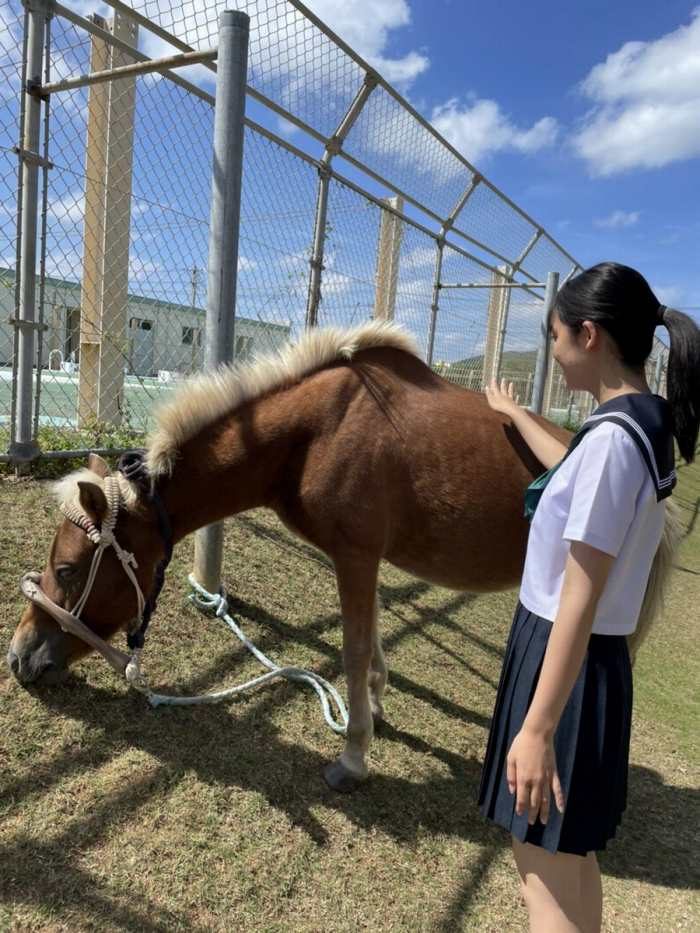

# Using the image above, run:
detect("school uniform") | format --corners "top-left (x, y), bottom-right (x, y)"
top-left (478, 393), bottom-right (676, 856)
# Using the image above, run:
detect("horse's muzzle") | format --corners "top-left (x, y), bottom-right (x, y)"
top-left (6, 644), bottom-right (67, 685)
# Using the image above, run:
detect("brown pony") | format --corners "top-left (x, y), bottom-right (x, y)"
top-left (9, 321), bottom-right (664, 791)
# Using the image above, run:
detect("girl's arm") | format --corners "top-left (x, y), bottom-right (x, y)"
top-left (507, 540), bottom-right (615, 825)
top-left (484, 379), bottom-right (568, 470)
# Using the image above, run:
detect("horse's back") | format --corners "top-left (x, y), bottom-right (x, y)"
top-left (274, 346), bottom-right (570, 590)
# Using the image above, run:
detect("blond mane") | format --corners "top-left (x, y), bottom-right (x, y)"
top-left (146, 320), bottom-right (419, 476)
top-left (52, 468), bottom-right (139, 512)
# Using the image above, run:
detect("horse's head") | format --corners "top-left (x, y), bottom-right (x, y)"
top-left (7, 453), bottom-right (168, 685)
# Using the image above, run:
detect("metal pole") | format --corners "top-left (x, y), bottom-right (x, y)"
top-left (439, 282), bottom-right (546, 289)
top-left (38, 45), bottom-right (218, 95)
top-left (305, 73), bottom-right (377, 329)
top-left (193, 9), bottom-right (249, 595)
top-left (11, 0), bottom-right (51, 467)
top-left (653, 351), bottom-right (663, 395)
top-left (305, 165), bottom-right (330, 328)
top-left (530, 270), bottom-right (559, 415)
top-left (426, 240), bottom-right (444, 366)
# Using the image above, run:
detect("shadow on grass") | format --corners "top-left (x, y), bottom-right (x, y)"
top-left (10, 655), bottom-right (699, 887)
top-left (0, 761), bottom-right (205, 933)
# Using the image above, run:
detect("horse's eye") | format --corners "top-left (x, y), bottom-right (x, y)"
top-left (55, 564), bottom-right (77, 583)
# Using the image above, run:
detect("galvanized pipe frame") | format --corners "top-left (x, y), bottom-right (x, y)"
top-left (53, 3), bottom-right (216, 105)
top-left (440, 282), bottom-right (547, 289)
top-left (192, 9), bottom-right (250, 594)
top-left (9, 3), bottom-right (31, 454)
top-left (530, 271), bottom-right (560, 414)
top-left (305, 72), bottom-right (379, 329)
top-left (10, 0), bottom-right (53, 466)
top-left (46, 0), bottom-right (551, 292)
top-left (36, 46), bottom-right (219, 95)
top-left (5, 0), bottom-right (585, 468)
top-left (83, 0), bottom-right (579, 283)
top-left (283, 0), bottom-right (580, 270)
top-left (33, 0), bottom-right (53, 439)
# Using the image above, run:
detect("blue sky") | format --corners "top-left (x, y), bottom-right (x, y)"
top-left (374, 0), bottom-right (700, 319)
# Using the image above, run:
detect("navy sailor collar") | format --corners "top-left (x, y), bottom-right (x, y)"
top-left (572, 393), bottom-right (676, 501)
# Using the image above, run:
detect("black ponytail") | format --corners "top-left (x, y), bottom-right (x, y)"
top-left (661, 307), bottom-right (700, 462)
top-left (556, 262), bottom-right (700, 463)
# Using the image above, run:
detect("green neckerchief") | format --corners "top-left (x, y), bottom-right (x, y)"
top-left (523, 428), bottom-right (590, 522)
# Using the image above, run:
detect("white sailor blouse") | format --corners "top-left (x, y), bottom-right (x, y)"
top-left (519, 394), bottom-right (676, 635)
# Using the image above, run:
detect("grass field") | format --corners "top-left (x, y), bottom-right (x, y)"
top-left (0, 460), bottom-right (698, 931)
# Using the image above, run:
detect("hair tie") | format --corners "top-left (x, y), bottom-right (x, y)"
top-left (656, 304), bottom-right (668, 326)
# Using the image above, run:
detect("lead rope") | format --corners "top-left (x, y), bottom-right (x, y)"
top-left (138, 575), bottom-right (348, 735)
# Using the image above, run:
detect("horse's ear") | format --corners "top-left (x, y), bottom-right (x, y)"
top-left (77, 481), bottom-right (108, 525)
top-left (87, 453), bottom-right (110, 478)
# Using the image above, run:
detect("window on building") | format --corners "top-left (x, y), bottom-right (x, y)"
top-left (235, 335), bottom-right (254, 360)
top-left (182, 326), bottom-right (201, 347)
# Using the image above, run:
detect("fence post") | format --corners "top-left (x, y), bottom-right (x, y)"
top-left (530, 270), bottom-right (558, 415)
top-left (10, 0), bottom-right (52, 468)
top-left (483, 265), bottom-right (511, 386)
top-left (305, 73), bottom-right (377, 329)
top-left (542, 353), bottom-right (556, 417)
top-left (305, 164), bottom-right (330, 329)
top-left (373, 195), bottom-right (403, 321)
top-left (653, 350), bottom-right (663, 395)
top-left (78, 10), bottom-right (138, 427)
top-left (426, 240), bottom-right (444, 366)
top-left (192, 10), bottom-right (249, 595)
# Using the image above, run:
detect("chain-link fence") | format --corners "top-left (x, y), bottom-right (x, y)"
top-left (0, 0), bottom-right (669, 463)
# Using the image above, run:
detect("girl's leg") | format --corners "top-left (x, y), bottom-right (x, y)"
top-left (579, 852), bottom-right (603, 933)
top-left (512, 836), bottom-right (587, 932)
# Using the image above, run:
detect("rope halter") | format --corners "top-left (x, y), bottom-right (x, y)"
top-left (20, 471), bottom-right (150, 686)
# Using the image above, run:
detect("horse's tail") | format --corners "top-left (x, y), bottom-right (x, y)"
top-left (627, 496), bottom-right (684, 665)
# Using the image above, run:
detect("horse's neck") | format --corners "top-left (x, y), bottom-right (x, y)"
top-left (158, 390), bottom-right (302, 541)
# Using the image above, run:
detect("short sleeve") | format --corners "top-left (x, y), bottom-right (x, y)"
top-left (563, 424), bottom-right (650, 557)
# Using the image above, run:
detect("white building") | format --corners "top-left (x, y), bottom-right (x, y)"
top-left (0, 268), bottom-right (290, 376)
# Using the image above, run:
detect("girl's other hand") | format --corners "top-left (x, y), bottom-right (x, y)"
top-left (507, 727), bottom-right (566, 826)
top-left (484, 378), bottom-right (521, 415)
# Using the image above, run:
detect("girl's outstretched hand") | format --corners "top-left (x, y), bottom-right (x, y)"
top-left (484, 378), bottom-right (521, 415)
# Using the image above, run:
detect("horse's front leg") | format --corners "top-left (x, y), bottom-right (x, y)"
top-left (369, 596), bottom-right (387, 725)
top-left (324, 556), bottom-right (379, 793)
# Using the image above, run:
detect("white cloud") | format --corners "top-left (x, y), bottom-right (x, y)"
top-left (572, 10), bottom-right (700, 175)
top-left (309, 0), bottom-right (428, 87)
top-left (275, 115), bottom-right (299, 138)
top-left (431, 96), bottom-right (558, 164)
top-left (321, 270), bottom-right (352, 295)
top-left (238, 255), bottom-right (256, 272)
top-left (594, 210), bottom-right (640, 229)
top-left (139, 0), bottom-right (428, 94)
top-left (402, 245), bottom-right (436, 270)
top-left (130, 259), bottom-right (163, 280)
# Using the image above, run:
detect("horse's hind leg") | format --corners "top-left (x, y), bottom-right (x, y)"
top-left (324, 555), bottom-right (379, 793)
top-left (369, 596), bottom-right (387, 725)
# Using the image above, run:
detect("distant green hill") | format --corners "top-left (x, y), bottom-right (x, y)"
top-left (440, 348), bottom-right (539, 374)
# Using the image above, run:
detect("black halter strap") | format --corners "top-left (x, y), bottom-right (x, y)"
top-left (117, 450), bottom-right (174, 650)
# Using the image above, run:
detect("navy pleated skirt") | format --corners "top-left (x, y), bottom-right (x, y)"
top-left (478, 601), bottom-right (633, 856)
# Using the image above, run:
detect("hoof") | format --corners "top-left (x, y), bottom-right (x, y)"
top-left (324, 760), bottom-right (366, 794)
top-left (372, 710), bottom-right (386, 733)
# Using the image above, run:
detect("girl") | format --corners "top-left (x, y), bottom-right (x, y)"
top-left (479, 262), bottom-right (700, 932)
